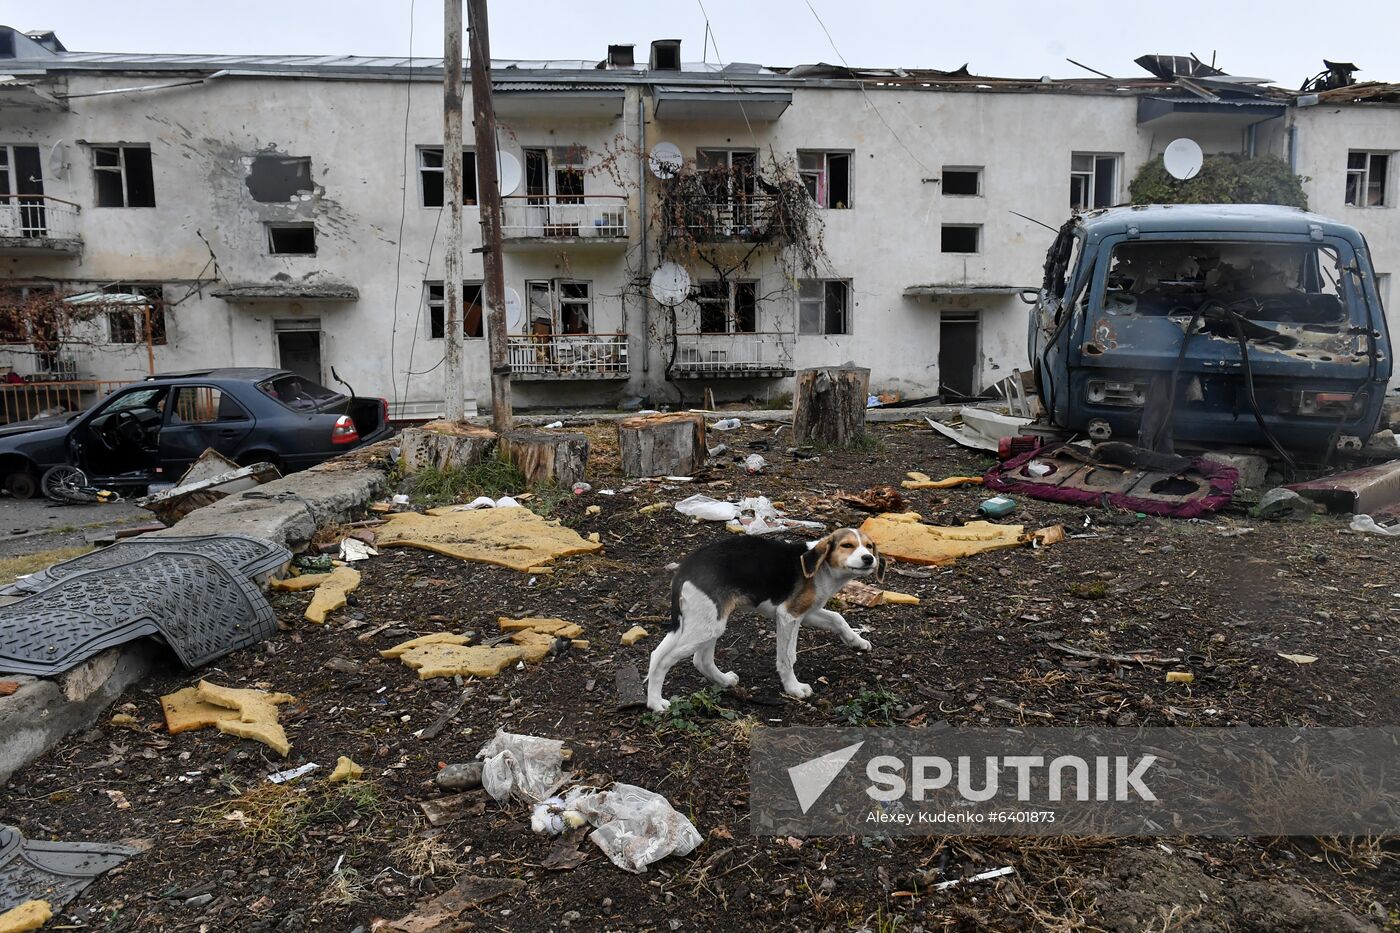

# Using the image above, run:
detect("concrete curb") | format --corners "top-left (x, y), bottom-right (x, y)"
top-left (493, 404), bottom-right (967, 428)
top-left (0, 439), bottom-right (397, 786)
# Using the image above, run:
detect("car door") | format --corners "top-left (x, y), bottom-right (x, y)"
top-left (158, 384), bottom-right (255, 477)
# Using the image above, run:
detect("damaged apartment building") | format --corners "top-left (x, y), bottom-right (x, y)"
top-left (1, 28), bottom-right (1398, 417)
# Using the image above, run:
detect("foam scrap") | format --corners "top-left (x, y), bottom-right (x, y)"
top-left (880, 590), bottom-right (920, 605)
top-left (509, 630), bottom-right (557, 662)
top-left (380, 632), bottom-right (470, 658)
top-left (305, 566), bottom-right (361, 624)
top-left (860, 514), bottom-right (1028, 566)
top-left (270, 573), bottom-right (332, 592)
top-left (161, 683), bottom-right (294, 736)
top-left (620, 625), bottom-right (649, 646)
top-left (398, 644), bottom-right (525, 679)
top-left (375, 507), bottom-right (602, 571)
top-left (329, 756), bottom-right (365, 783)
top-left (196, 680), bottom-right (295, 757)
top-left (497, 617), bottom-right (584, 639)
top-left (901, 474), bottom-right (984, 490)
top-left (0, 900), bottom-right (51, 933)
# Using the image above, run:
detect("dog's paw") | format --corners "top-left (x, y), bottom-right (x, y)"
top-left (784, 681), bottom-right (814, 700)
top-left (646, 696), bottom-right (672, 713)
top-left (718, 670), bottom-right (740, 688)
top-left (849, 636), bottom-right (872, 652)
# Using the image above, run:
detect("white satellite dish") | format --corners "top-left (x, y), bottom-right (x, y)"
top-left (497, 151), bottom-right (522, 196)
top-left (1164, 138), bottom-right (1204, 181)
top-left (650, 262), bottom-right (691, 306)
top-left (47, 141), bottom-right (69, 180)
top-left (504, 286), bottom-right (522, 330)
top-left (648, 142), bottom-right (683, 179)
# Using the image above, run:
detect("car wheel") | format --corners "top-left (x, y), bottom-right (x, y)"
top-left (4, 470), bottom-right (36, 500)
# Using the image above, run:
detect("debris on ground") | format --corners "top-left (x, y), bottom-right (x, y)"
top-left (0, 825), bottom-right (139, 915)
top-left (397, 643), bottom-right (524, 679)
top-left (451, 495), bottom-right (522, 510)
top-left (0, 899), bottom-right (50, 933)
top-left (1349, 514), bottom-right (1400, 536)
top-left (498, 617), bottom-right (584, 638)
top-left (902, 472), bottom-right (984, 490)
top-left (337, 538), bottom-right (378, 562)
top-left (270, 573), bottom-right (331, 592)
top-left (161, 680), bottom-right (296, 756)
top-left (135, 448), bottom-right (280, 524)
top-left (1288, 458), bottom-right (1400, 514)
top-left (328, 756), bottom-right (364, 783)
top-left (1277, 652), bottom-right (1319, 665)
top-left (620, 625), bottom-right (649, 646)
top-left (266, 762), bottom-right (319, 784)
top-left (673, 494), bottom-right (822, 535)
top-left (860, 512), bottom-right (1062, 565)
top-left (374, 506), bottom-right (602, 571)
top-left (1256, 487), bottom-right (1316, 521)
top-left (835, 484), bottom-right (908, 513)
top-left (305, 565), bottom-right (362, 624)
top-left (375, 875), bottom-right (525, 933)
top-left (978, 495), bottom-right (1017, 518)
top-left (434, 761), bottom-right (484, 791)
top-left (933, 865), bottom-right (1015, 892)
top-left (925, 406), bottom-right (1033, 452)
top-left (836, 581), bottom-right (920, 607)
top-left (562, 783), bottom-right (703, 873)
top-left (477, 730), bottom-right (569, 804)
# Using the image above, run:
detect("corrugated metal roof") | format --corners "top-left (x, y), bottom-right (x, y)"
top-left (494, 82), bottom-right (625, 93)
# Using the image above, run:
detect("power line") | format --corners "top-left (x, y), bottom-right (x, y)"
top-left (387, 0), bottom-right (416, 414)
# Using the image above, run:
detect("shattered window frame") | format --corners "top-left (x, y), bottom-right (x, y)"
top-left (1345, 151), bottom-right (1390, 207)
top-left (523, 279), bottom-right (593, 334)
top-left (798, 279), bottom-right (851, 336)
top-left (797, 150), bottom-right (853, 209)
top-left (424, 281), bottom-right (485, 339)
top-left (90, 144), bottom-right (156, 208)
top-left (102, 283), bottom-right (168, 346)
top-left (1070, 152), bottom-right (1120, 210)
top-left (417, 146), bottom-right (479, 208)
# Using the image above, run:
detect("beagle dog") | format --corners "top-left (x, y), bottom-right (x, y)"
top-left (645, 528), bottom-right (882, 713)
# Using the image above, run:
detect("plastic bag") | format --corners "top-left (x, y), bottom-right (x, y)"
top-left (454, 495), bottom-right (521, 510)
top-left (674, 494), bottom-right (741, 521)
top-left (744, 454), bottom-right (766, 474)
top-left (338, 538), bottom-right (378, 562)
top-left (476, 730), bottom-right (568, 804)
top-left (710, 418), bottom-right (741, 431)
top-left (1350, 514), bottom-right (1400, 537)
top-left (562, 783), bottom-right (702, 873)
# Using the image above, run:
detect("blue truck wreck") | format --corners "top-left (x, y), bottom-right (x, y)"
top-left (1030, 204), bottom-right (1392, 457)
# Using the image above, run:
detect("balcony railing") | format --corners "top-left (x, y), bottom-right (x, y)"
top-left (668, 195), bottom-right (776, 241)
top-left (507, 333), bottom-right (629, 380)
top-left (0, 378), bottom-right (130, 424)
top-left (669, 331), bottom-right (794, 378)
top-left (500, 195), bottom-right (628, 241)
top-left (0, 195), bottom-right (82, 250)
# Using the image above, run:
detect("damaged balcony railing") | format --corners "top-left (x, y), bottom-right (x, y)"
top-left (669, 195), bottom-right (776, 241)
top-left (0, 195), bottom-right (81, 248)
top-left (0, 378), bottom-right (130, 424)
top-left (507, 333), bottom-right (629, 379)
top-left (669, 331), bottom-right (794, 378)
top-left (499, 195), bottom-right (628, 240)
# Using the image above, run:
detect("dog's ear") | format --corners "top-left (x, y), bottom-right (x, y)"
top-left (801, 537), bottom-right (831, 578)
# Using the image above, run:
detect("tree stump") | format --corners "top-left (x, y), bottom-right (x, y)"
top-left (500, 431), bottom-right (589, 488)
top-left (400, 421), bottom-right (498, 473)
top-left (791, 366), bottom-right (870, 447)
top-left (617, 412), bottom-right (707, 477)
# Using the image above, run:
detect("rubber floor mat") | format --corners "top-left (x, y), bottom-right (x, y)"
top-left (0, 550), bottom-right (277, 676)
top-left (3, 533), bottom-right (289, 595)
top-left (0, 825), bottom-right (139, 912)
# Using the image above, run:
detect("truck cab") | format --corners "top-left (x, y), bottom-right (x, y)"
top-left (1030, 204), bottom-right (1391, 454)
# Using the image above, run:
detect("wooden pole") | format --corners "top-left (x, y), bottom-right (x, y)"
top-left (466, 0), bottom-right (513, 432)
top-left (441, 0), bottom-right (466, 422)
top-left (143, 302), bottom-right (154, 376)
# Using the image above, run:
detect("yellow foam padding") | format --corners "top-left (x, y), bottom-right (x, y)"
top-left (570, 639), bottom-right (590, 650)
top-left (196, 680), bottom-right (295, 757)
top-left (0, 900), bottom-right (51, 933)
top-left (901, 474), bottom-right (984, 490)
top-left (270, 573), bottom-right (332, 592)
top-left (509, 630), bottom-right (557, 662)
top-left (329, 756), bottom-right (364, 783)
top-left (880, 590), bottom-right (921, 605)
top-left (860, 514), bottom-right (1027, 566)
top-left (620, 625), bottom-right (649, 646)
top-left (497, 617), bottom-right (584, 639)
top-left (398, 643), bottom-right (525, 679)
top-left (379, 632), bottom-right (471, 658)
top-left (304, 566), bottom-right (361, 624)
top-left (374, 507), bottom-right (602, 572)
top-left (161, 683), bottom-right (295, 736)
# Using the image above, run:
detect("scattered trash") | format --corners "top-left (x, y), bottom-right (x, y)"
top-left (477, 730), bottom-right (569, 804)
top-left (1218, 526), bottom-right (1255, 538)
top-left (0, 900), bottom-right (51, 933)
top-left (418, 792), bottom-right (487, 827)
top-left (978, 496), bottom-right (1017, 518)
top-left (572, 482), bottom-right (592, 495)
top-left (377, 875), bottom-right (525, 933)
top-left (620, 626), bottom-right (649, 646)
top-left (531, 797), bottom-right (588, 836)
top-left (672, 494), bottom-right (822, 535)
top-left (305, 566), bottom-right (361, 624)
top-left (542, 829), bottom-right (590, 871)
top-left (435, 761), bottom-right (484, 792)
top-left (639, 502), bottom-right (669, 515)
top-left (161, 680), bottom-right (297, 757)
top-left (453, 495), bottom-right (522, 510)
top-left (585, 504), bottom-right (602, 516)
top-left (544, 420), bottom-right (565, 429)
top-left (392, 493), bottom-right (411, 506)
top-left (836, 581), bottom-right (919, 607)
top-left (267, 762), bottom-right (320, 784)
top-left (744, 453), bottom-right (767, 474)
top-left (1026, 460), bottom-right (1052, 478)
top-left (1165, 671), bottom-right (1195, 684)
top-left (710, 418), bottom-right (741, 431)
top-left (1287, 459), bottom-right (1400, 515)
top-left (135, 448), bottom-right (281, 524)
top-left (337, 538), bottom-right (378, 562)
top-left (375, 507), bottom-right (602, 571)
top-left (707, 443), bottom-right (728, 458)
top-left (926, 407), bottom-right (1033, 453)
top-left (861, 512), bottom-right (1063, 566)
top-left (103, 789), bottom-right (131, 810)
top-left (1256, 487), bottom-right (1315, 522)
top-left (1349, 514), bottom-right (1400, 537)
top-left (933, 865), bottom-right (1015, 892)
top-left (1278, 653), bottom-right (1319, 665)
top-left (674, 494), bottom-right (742, 522)
top-left (881, 590), bottom-right (920, 605)
top-left (562, 783), bottom-right (703, 873)
top-left (498, 617), bottom-right (585, 638)
top-left (902, 472), bottom-right (984, 490)
top-left (329, 756), bottom-right (364, 783)
top-left (836, 484), bottom-right (908, 514)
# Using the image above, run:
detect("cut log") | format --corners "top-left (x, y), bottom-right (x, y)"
top-left (791, 366), bottom-right (870, 447)
top-left (400, 421), bottom-right (498, 473)
top-left (617, 412), bottom-right (707, 477)
top-left (500, 431), bottom-right (589, 487)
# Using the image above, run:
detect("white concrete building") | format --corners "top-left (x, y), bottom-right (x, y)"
top-left (1, 29), bottom-right (1397, 419)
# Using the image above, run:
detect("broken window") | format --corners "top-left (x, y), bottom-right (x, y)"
top-left (524, 280), bottom-right (592, 334)
top-left (696, 280), bottom-right (758, 333)
top-left (103, 283), bottom-right (167, 346)
top-left (92, 145), bottom-right (155, 208)
top-left (559, 282), bottom-right (591, 333)
top-left (941, 224), bottom-right (980, 254)
top-left (798, 151), bottom-right (852, 208)
top-left (1345, 151), bottom-right (1389, 207)
top-left (798, 280), bottom-right (850, 336)
top-left (426, 282), bottom-right (485, 339)
top-left (266, 223), bottom-right (316, 255)
top-left (941, 167), bottom-right (982, 197)
top-left (419, 147), bottom-right (479, 207)
top-left (246, 155), bottom-right (313, 202)
top-left (171, 386), bottom-right (248, 424)
top-left (1070, 152), bottom-right (1119, 210)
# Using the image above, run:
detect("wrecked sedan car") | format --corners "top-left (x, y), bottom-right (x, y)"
top-left (0, 367), bottom-right (391, 498)
top-left (1031, 204), bottom-right (1391, 454)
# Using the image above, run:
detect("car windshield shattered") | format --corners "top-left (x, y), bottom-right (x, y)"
top-left (257, 374), bottom-right (342, 411)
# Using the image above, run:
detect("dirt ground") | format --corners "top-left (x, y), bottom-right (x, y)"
top-left (3, 420), bottom-right (1398, 932)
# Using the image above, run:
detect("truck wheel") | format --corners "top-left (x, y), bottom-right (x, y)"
top-left (4, 470), bottom-right (36, 500)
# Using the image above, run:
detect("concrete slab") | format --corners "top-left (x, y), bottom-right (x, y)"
top-left (1203, 452), bottom-right (1270, 491)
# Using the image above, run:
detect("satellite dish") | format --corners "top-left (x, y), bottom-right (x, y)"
top-left (1164, 138), bottom-right (1204, 181)
top-left (504, 286), bottom-right (522, 330)
top-left (648, 142), bottom-right (683, 179)
top-left (47, 141), bottom-right (69, 180)
top-left (650, 262), bottom-right (691, 306)
top-left (497, 151), bottom-right (522, 196)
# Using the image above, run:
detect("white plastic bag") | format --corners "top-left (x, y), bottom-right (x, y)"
top-left (674, 494), bottom-right (741, 522)
top-left (454, 495), bottom-right (521, 511)
top-left (744, 454), bottom-right (766, 474)
top-left (338, 538), bottom-right (378, 562)
top-left (476, 730), bottom-right (568, 804)
top-left (710, 418), bottom-right (741, 431)
top-left (1350, 514), bottom-right (1400, 537)
top-left (563, 783), bottom-right (702, 873)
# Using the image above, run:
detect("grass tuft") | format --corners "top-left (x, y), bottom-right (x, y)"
top-left (834, 688), bottom-right (905, 726)
top-left (0, 545), bottom-right (92, 587)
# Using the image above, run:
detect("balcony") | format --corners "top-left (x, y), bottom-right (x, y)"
top-left (507, 333), bottom-right (629, 380)
top-left (669, 331), bottom-right (794, 379)
top-left (500, 195), bottom-right (628, 247)
top-left (668, 195), bottom-right (777, 242)
top-left (0, 196), bottom-right (82, 255)
top-left (0, 378), bottom-right (130, 424)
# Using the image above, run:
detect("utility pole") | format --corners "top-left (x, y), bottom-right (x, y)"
top-left (466, 0), bottom-right (513, 431)
top-left (441, 0), bottom-right (466, 421)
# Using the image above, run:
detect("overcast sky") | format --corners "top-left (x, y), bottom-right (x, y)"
top-left (6, 0), bottom-right (1397, 86)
